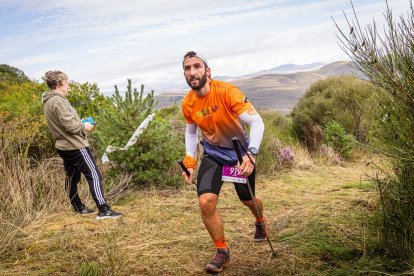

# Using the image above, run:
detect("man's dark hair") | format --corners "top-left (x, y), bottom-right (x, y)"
top-left (182, 51), bottom-right (208, 68)
top-left (183, 51), bottom-right (197, 60)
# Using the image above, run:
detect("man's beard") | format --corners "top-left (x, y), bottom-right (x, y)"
top-left (186, 72), bottom-right (208, 90)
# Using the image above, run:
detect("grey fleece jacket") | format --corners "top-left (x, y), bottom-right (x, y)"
top-left (42, 91), bottom-right (89, 150)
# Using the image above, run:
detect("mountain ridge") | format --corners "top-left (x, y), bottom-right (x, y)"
top-left (155, 61), bottom-right (359, 113)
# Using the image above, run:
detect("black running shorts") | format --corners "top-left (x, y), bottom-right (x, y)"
top-left (196, 155), bottom-right (256, 201)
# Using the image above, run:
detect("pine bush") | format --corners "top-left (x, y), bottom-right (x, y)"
top-left (93, 80), bottom-right (184, 188)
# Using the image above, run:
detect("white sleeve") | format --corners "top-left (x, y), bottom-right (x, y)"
top-left (185, 123), bottom-right (198, 157)
top-left (239, 111), bottom-right (264, 150)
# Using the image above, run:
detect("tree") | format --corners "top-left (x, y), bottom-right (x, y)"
top-left (0, 64), bottom-right (30, 84)
top-left (66, 82), bottom-right (112, 118)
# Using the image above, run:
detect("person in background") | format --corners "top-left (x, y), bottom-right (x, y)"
top-left (42, 70), bottom-right (122, 220)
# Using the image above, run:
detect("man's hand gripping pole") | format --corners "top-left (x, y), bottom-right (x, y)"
top-left (178, 160), bottom-right (191, 177)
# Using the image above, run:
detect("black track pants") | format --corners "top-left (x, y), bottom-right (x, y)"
top-left (57, 147), bottom-right (107, 210)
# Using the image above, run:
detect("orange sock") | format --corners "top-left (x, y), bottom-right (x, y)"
top-left (213, 239), bottom-right (228, 249)
top-left (255, 215), bottom-right (267, 223)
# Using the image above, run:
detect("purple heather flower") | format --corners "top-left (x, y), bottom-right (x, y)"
top-left (279, 147), bottom-right (294, 163)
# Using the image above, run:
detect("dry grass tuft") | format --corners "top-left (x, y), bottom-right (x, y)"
top-left (0, 151), bottom-right (96, 261)
top-left (292, 145), bottom-right (315, 170)
top-left (0, 155), bottom-right (380, 275)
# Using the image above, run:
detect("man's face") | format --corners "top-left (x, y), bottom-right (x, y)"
top-left (183, 57), bottom-right (210, 90)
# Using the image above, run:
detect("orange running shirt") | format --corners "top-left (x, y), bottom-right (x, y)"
top-left (182, 79), bottom-right (254, 149)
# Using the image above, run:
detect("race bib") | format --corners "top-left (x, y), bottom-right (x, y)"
top-left (221, 165), bottom-right (247, 184)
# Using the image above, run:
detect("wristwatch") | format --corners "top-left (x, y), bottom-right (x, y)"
top-left (247, 147), bottom-right (258, 157)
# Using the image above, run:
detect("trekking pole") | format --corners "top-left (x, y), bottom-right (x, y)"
top-left (178, 160), bottom-right (190, 177)
top-left (231, 137), bottom-right (276, 257)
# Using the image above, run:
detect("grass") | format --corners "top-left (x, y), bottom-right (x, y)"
top-left (0, 156), bottom-right (392, 275)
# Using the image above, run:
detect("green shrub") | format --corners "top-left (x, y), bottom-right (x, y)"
top-left (261, 111), bottom-right (297, 145)
top-left (291, 76), bottom-right (376, 145)
top-left (335, 1), bottom-right (414, 268)
top-left (66, 82), bottom-right (112, 119)
top-left (0, 80), bottom-right (46, 116)
top-left (256, 111), bottom-right (298, 175)
top-left (93, 80), bottom-right (184, 188)
top-left (0, 77), bottom-right (54, 158)
top-left (0, 111), bottom-right (53, 159)
top-left (324, 121), bottom-right (355, 159)
top-left (106, 115), bottom-right (183, 187)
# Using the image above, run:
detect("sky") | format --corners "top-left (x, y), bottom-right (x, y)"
top-left (0, 0), bottom-right (410, 94)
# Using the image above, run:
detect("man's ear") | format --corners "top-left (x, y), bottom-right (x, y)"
top-left (207, 68), bottom-right (211, 78)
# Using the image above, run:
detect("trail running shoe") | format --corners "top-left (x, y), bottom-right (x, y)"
top-left (205, 248), bottom-right (230, 274)
top-left (96, 207), bottom-right (122, 220)
top-left (254, 216), bottom-right (268, 242)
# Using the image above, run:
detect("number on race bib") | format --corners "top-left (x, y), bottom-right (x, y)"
top-left (222, 165), bottom-right (247, 184)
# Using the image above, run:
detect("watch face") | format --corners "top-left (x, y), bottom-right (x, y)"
top-left (248, 147), bottom-right (258, 155)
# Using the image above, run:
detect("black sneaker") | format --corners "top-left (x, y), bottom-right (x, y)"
top-left (74, 205), bottom-right (95, 214)
top-left (77, 208), bottom-right (95, 214)
top-left (205, 248), bottom-right (230, 274)
top-left (254, 216), bottom-right (268, 242)
top-left (96, 207), bottom-right (122, 220)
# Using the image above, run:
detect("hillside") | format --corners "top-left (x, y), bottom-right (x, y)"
top-left (155, 61), bottom-right (360, 113)
top-left (0, 158), bottom-right (377, 275)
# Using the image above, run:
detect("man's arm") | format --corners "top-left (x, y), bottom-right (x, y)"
top-left (182, 123), bottom-right (198, 184)
top-left (185, 123), bottom-right (198, 158)
top-left (238, 110), bottom-right (264, 175)
top-left (226, 86), bottom-right (264, 149)
top-left (239, 110), bottom-right (264, 151)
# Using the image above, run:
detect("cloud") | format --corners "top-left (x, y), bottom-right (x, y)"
top-left (1, 0), bottom-right (411, 94)
top-left (8, 52), bottom-right (72, 66)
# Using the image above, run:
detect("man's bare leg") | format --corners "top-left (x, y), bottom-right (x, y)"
top-left (199, 193), bottom-right (224, 240)
top-left (199, 193), bottom-right (230, 273)
top-left (241, 195), bottom-right (264, 220)
top-left (242, 196), bottom-right (267, 242)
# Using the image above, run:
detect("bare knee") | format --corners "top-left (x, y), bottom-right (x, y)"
top-left (199, 194), bottom-right (218, 217)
